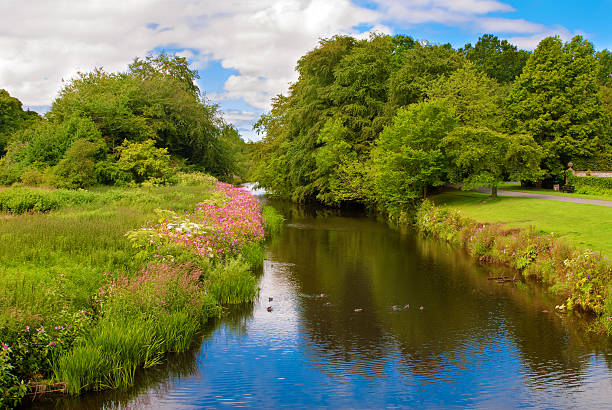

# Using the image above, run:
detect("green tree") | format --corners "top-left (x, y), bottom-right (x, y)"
top-left (461, 34), bottom-right (530, 83)
top-left (387, 43), bottom-right (465, 108)
top-left (129, 53), bottom-right (201, 97)
top-left (48, 55), bottom-right (233, 177)
top-left (596, 49), bottom-right (612, 86)
top-left (0, 90), bottom-right (39, 155)
top-left (506, 36), bottom-right (606, 176)
top-left (370, 101), bottom-right (456, 213)
top-left (442, 127), bottom-right (543, 197)
top-left (427, 62), bottom-right (504, 128)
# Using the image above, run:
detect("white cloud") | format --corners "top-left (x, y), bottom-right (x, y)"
top-left (477, 18), bottom-right (546, 34)
top-left (223, 110), bottom-right (260, 122)
top-left (0, 0), bottom-right (584, 138)
top-left (506, 26), bottom-right (584, 50)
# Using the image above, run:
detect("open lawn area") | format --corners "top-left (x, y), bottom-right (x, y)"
top-left (431, 191), bottom-right (612, 257)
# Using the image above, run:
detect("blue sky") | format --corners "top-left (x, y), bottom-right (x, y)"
top-left (1, 0), bottom-right (610, 141)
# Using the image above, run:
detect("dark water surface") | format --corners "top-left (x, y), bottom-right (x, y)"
top-left (34, 198), bottom-right (612, 409)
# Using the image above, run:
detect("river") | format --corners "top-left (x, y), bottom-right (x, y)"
top-left (32, 196), bottom-right (612, 409)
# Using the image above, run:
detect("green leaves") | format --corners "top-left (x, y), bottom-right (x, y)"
top-left (506, 36), bottom-right (607, 175)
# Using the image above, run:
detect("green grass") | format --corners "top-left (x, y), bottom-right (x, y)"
top-left (499, 182), bottom-right (612, 201)
top-left (431, 191), bottom-right (612, 256)
top-left (207, 258), bottom-right (258, 304)
top-left (0, 184), bottom-right (217, 330)
top-left (0, 179), bottom-right (271, 402)
top-left (262, 205), bottom-right (285, 236)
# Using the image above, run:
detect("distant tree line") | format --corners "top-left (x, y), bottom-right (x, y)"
top-left (0, 54), bottom-right (249, 188)
top-left (251, 33), bottom-right (611, 218)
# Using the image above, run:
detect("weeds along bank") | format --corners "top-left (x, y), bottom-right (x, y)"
top-left (416, 200), bottom-right (612, 334)
top-left (0, 173), bottom-right (284, 407)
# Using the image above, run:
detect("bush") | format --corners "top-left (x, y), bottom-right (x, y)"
top-left (0, 343), bottom-right (27, 408)
top-left (0, 188), bottom-right (60, 213)
top-left (567, 172), bottom-right (612, 195)
top-left (53, 139), bottom-right (106, 188)
top-left (20, 165), bottom-right (51, 187)
top-left (116, 139), bottom-right (176, 185)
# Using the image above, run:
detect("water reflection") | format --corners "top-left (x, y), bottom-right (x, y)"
top-left (31, 199), bottom-right (612, 409)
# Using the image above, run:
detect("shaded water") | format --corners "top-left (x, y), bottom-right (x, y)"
top-left (33, 200), bottom-right (612, 409)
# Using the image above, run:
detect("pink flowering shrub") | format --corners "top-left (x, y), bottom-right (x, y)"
top-left (128, 182), bottom-right (264, 262)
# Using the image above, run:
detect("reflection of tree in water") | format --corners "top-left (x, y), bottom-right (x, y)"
top-left (268, 200), bottom-right (612, 391)
top-left (415, 237), bottom-right (612, 387)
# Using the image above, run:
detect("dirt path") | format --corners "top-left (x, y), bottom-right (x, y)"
top-left (478, 188), bottom-right (612, 207)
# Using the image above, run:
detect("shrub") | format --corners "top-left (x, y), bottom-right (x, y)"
top-left (567, 172), bottom-right (612, 195)
top-left (53, 139), bottom-right (106, 188)
top-left (0, 343), bottom-right (27, 408)
top-left (115, 139), bottom-right (176, 185)
top-left (0, 188), bottom-right (60, 213)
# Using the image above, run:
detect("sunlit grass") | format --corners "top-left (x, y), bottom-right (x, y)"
top-left (0, 184), bottom-right (216, 330)
top-left (431, 191), bottom-right (612, 256)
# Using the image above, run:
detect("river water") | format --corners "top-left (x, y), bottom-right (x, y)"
top-left (34, 197), bottom-right (612, 409)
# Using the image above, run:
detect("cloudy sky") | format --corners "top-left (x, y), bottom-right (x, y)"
top-left (1, 0), bottom-right (610, 140)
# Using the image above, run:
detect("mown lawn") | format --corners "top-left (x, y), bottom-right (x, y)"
top-left (431, 191), bottom-right (612, 256)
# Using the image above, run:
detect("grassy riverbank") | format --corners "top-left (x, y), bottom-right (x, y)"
top-left (431, 191), bottom-right (612, 256)
top-left (0, 175), bottom-right (282, 407)
top-left (418, 196), bottom-right (612, 335)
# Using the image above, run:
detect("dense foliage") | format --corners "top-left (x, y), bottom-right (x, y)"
top-left (252, 33), bottom-right (611, 217)
top-left (0, 54), bottom-right (248, 188)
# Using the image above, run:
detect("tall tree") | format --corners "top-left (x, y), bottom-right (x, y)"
top-left (387, 43), bottom-right (465, 108)
top-left (596, 49), bottom-right (612, 86)
top-left (370, 101), bottom-right (456, 212)
top-left (461, 34), bottom-right (530, 83)
top-left (128, 53), bottom-right (201, 97)
top-left (442, 127), bottom-right (543, 197)
top-left (0, 90), bottom-right (39, 155)
top-left (506, 36), bottom-right (606, 176)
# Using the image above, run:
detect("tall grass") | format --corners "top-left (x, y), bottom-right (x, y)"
top-left (207, 259), bottom-right (258, 304)
top-left (262, 205), bottom-right (284, 236)
top-left (241, 243), bottom-right (265, 270)
top-left (0, 178), bottom-right (267, 402)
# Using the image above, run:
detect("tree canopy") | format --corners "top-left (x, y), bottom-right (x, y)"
top-left (0, 53), bottom-right (247, 187)
top-left (252, 33), bottom-right (610, 216)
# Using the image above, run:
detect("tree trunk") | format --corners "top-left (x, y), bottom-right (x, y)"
top-left (423, 184), bottom-right (428, 198)
top-left (491, 185), bottom-right (498, 198)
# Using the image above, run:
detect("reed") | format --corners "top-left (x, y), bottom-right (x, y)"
top-left (262, 205), bottom-right (285, 236)
top-left (241, 243), bottom-right (265, 270)
top-left (207, 259), bottom-right (258, 304)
